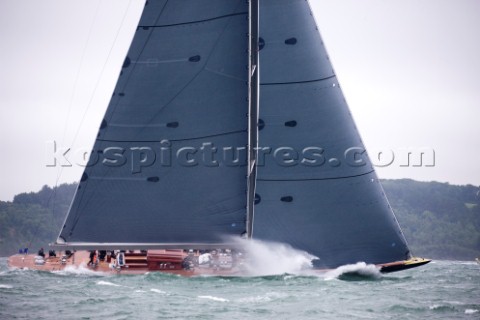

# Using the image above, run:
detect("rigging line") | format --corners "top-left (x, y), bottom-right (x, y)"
top-left (68, 0), bottom-right (135, 152)
top-left (256, 170), bottom-right (375, 182)
top-left (24, 2), bottom-right (105, 251)
top-left (65, 0), bottom-right (136, 233)
top-left (48, 0), bottom-right (104, 233)
top-left (260, 74), bottom-right (336, 86)
top-left (378, 180), bottom-right (411, 254)
top-left (56, 0), bottom-right (103, 173)
top-left (67, 0), bottom-right (171, 234)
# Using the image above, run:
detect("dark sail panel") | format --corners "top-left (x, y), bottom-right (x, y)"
top-left (58, 0), bottom-right (249, 246)
top-left (254, 174), bottom-right (410, 268)
top-left (257, 78), bottom-right (372, 180)
top-left (253, 0), bottom-right (410, 267)
top-left (61, 136), bottom-right (247, 244)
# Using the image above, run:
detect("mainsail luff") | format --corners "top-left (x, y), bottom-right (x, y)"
top-left (246, 0), bottom-right (260, 239)
top-left (57, 0), bottom-right (251, 246)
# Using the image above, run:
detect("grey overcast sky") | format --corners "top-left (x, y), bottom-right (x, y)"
top-left (0, 0), bottom-right (479, 201)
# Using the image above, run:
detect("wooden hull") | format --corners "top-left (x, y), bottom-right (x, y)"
top-left (7, 251), bottom-right (430, 276)
top-left (7, 251), bottom-right (244, 276)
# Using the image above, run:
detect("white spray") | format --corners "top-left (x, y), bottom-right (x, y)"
top-left (52, 264), bottom-right (108, 276)
top-left (231, 238), bottom-right (317, 276)
top-left (323, 262), bottom-right (382, 280)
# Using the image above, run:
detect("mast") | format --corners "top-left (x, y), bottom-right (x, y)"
top-left (246, 0), bottom-right (259, 239)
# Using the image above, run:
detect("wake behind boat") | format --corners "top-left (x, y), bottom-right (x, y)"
top-left (9, 0), bottom-right (430, 275)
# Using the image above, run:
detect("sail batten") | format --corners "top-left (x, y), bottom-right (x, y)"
top-left (95, 129), bottom-right (247, 143)
top-left (138, 12), bottom-right (249, 28)
top-left (260, 74), bottom-right (336, 86)
top-left (256, 170), bottom-right (376, 182)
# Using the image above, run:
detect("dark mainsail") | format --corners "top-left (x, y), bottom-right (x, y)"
top-left (58, 0), bottom-right (251, 246)
top-left (56, 0), bottom-right (414, 269)
top-left (252, 0), bottom-right (411, 267)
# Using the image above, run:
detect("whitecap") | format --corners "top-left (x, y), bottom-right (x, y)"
top-left (0, 284), bottom-right (13, 289)
top-left (150, 288), bottom-right (166, 294)
top-left (198, 295), bottom-right (229, 302)
top-left (428, 304), bottom-right (457, 312)
top-left (237, 296), bottom-right (271, 303)
top-left (53, 264), bottom-right (107, 276)
top-left (324, 262), bottom-right (381, 280)
top-left (96, 280), bottom-right (121, 287)
top-left (465, 309), bottom-right (479, 314)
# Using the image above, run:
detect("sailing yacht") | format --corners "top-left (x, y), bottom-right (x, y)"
top-left (9, 0), bottom-right (430, 275)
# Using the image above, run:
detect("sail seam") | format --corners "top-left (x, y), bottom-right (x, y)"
top-left (256, 170), bottom-right (374, 182)
top-left (106, 8), bottom-right (247, 143)
top-left (139, 12), bottom-right (248, 28)
top-left (260, 74), bottom-right (336, 86)
top-left (101, 0), bottom-right (170, 144)
top-left (96, 129), bottom-right (247, 143)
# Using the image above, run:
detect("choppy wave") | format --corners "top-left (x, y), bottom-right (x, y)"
top-left (150, 288), bottom-right (167, 294)
top-left (0, 258), bottom-right (478, 320)
top-left (465, 309), bottom-right (479, 314)
top-left (96, 280), bottom-right (122, 287)
top-left (236, 291), bottom-right (288, 304)
top-left (53, 264), bottom-right (108, 276)
top-left (428, 304), bottom-right (458, 312)
top-left (198, 295), bottom-right (229, 302)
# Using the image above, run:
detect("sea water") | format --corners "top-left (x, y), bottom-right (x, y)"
top-left (0, 257), bottom-right (478, 319)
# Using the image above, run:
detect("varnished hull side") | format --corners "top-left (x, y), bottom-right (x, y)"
top-left (7, 252), bottom-right (243, 276)
top-left (8, 252), bottom-right (430, 276)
